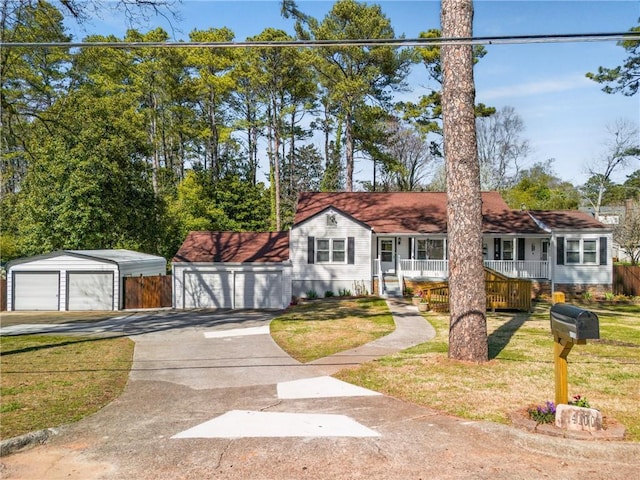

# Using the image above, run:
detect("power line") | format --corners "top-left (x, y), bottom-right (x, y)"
top-left (1, 32), bottom-right (639, 49)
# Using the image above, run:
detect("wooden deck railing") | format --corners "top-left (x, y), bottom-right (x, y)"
top-left (415, 272), bottom-right (532, 313)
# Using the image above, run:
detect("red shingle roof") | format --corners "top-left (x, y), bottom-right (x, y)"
top-left (528, 210), bottom-right (607, 231)
top-left (294, 191), bottom-right (545, 234)
top-left (173, 231), bottom-right (290, 263)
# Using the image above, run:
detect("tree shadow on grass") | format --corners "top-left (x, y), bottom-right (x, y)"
top-left (488, 311), bottom-right (533, 360)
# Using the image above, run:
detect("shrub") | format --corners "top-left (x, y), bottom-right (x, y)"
top-left (338, 288), bottom-right (351, 297)
top-left (325, 290), bottom-right (335, 298)
top-left (352, 280), bottom-right (368, 296)
top-left (306, 290), bottom-right (318, 299)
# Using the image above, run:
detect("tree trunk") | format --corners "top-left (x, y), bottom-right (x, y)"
top-left (270, 100), bottom-right (282, 231)
top-left (441, 0), bottom-right (488, 362)
top-left (345, 108), bottom-right (354, 192)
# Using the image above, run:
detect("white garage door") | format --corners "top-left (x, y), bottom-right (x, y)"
top-left (235, 272), bottom-right (282, 309)
top-left (13, 272), bottom-right (60, 311)
top-left (184, 272), bottom-right (232, 309)
top-left (67, 272), bottom-right (114, 311)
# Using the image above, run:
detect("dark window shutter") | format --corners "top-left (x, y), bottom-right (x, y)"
top-left (517, 238), bottom-right (525, 261)
top-left (494, 238), bottom-right (501, 260)
top-left (599, 237), bottom-right (608, 265)
top-left (348, 237), bottom-right (355, 264)
top-left (307, 236), bottom-right (315, 264)
top-left (556, 237), bottom-right (565, 265)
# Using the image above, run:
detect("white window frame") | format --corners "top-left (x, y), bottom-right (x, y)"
top-left (566, 238), bottom-right (599, 265)
top-left (427, 239), bottom-right (446, 260)
top-left (416, 239), bottom-right (427, 260)
top-left (502, 239), bottom-right (514, 261)
top-left (316, 238), bottom-right (346, 264)
top-left (583, 239), bottom-right (598, 264)
top-left (415, 238), bottom-right (445, 260)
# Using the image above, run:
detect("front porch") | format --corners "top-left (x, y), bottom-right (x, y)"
top-left (372, 258), bottom-right (550, 281)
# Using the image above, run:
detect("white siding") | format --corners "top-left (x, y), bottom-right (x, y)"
top-left (173, 263), bottom-right (292, 310)
top-left (290, 209), bottom-right (372, 297)
top-left (7, 251), bottom-right (165, 311)
top-left (8, 255), bottom-right (118, 311)
top-left (552, 233), bottom-right (613, 285)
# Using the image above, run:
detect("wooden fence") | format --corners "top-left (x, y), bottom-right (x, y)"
top-left (613, 265), bottom-right (640, 297)
top-left (0, 278), bottom-right (6, 311)
top-left (123, 275), bottom-right (172, 309)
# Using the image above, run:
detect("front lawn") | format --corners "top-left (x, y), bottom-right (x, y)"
top-left (275, 298), bottom-right (640, 441)
top-left (270, 296), bottom-right (395, 362)
top-left (0, 334), bottom-right (134, 440)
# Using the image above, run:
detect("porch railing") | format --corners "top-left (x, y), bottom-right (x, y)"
top-left (388, 259), bottom-right (549, 280)
top-left (398, 259), bottom-right (449, 278)
top-left (483, 260), bottom-right (549, 279)
top-left (376, 258), bottom-right (384, 296)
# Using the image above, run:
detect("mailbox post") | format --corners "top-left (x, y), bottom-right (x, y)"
top-left (549, 303), bottom-right (599, 405)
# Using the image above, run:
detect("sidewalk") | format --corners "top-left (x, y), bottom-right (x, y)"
top-left (310, 298), bottom-right (436, 371)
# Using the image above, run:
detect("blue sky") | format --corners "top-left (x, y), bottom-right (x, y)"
top-left (67, 0), bottom-right (640, 187)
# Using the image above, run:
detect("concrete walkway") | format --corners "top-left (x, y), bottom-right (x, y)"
top-left (1, 300), bottom-right (639, 480)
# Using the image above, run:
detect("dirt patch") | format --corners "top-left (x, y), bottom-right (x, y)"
top-left (0, 446), bottom-right (114, 479)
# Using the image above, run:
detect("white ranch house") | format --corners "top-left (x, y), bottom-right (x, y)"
top-left (173, 192), bottom-right (612, 309)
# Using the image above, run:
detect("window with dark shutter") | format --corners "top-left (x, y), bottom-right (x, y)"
top-left (347, 237), bottom-right (355, 264)
top-left (599, 237), bottom-right (608, 265)
top-left (556, 237), bottom-right (565, 265)
top-left (307, 236), bottom-right (315, 264)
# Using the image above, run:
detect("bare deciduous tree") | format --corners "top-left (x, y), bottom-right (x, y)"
top-left (378, 120), bottom-right (436, 191)
top-left (614, 201), bottom-right (640, 265)
top-left (582, 119), bottom-right (640, 217)
top-left (476, 106), bottom-right (530, 190)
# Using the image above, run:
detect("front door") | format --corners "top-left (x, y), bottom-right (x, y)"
top-left (378, 237), bottom-right (396, 274)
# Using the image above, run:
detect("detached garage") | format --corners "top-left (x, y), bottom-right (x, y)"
top-left (173, 232), bottom-right (291, 310)
top-left (7, 250), bottom-right (166, 311)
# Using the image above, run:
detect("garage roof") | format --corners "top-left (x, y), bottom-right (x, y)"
top-left (173, 232), bottom-right (290, 263)
top-left (7, 249), bottom-right (165, 268)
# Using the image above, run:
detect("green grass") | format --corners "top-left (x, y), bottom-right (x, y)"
top-left (270, 296), bottom-right (395, 362)
top-left (0, 334), bottom-right (134, 440)
top-left (275, 299), bottom-right (640, 441)
top-left (2, 299), bottom-right (637, 442)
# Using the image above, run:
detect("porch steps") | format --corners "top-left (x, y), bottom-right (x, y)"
top-left (382, 276), bottom-right (403, 298)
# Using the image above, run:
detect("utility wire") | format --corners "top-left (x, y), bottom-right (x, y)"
top-left (1, 32), bottom-right (639, 48)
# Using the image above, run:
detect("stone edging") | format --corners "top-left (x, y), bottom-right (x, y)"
top-left (0, 428), bottom-right (58, 457)
top-left (508, 410), bottom-right (626, 441)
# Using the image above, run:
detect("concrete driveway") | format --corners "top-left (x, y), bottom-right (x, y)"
top-left (1, 301), bottom-right (639, 480)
